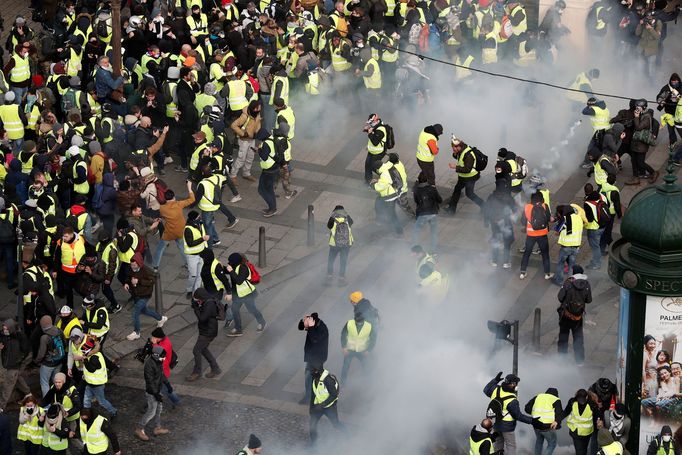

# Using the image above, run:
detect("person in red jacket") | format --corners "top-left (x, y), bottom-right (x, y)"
top-left (151, 328), bottom-right (180, 407)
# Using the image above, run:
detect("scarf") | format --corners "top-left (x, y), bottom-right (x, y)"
top-left (46, 408), bottom-right (64, 433)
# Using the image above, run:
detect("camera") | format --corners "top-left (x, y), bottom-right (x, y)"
top-left (134, 339), bottom-right (153, 362)
top-left (350, 46), bottom-right (361, 57)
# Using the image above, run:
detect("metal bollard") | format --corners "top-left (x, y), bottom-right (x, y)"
top-left (307, 205), bottom-right (315, 247)
top-left (258, 226), bottom-right (266, 268)
top-left (512, 320), bottom-right (519, 376)
top-left (532, 308), bottom-right (541, 352)
top-left (16, 229), bottom-right (24, 324)
top-left (154, 268), bottom-right (163, 313)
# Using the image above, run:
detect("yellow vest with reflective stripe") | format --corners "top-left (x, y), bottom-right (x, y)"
top-left (67, 47), bottom-right (82, 77)
top-left (481, 28), bottom-right (498, 64)
top-left (70, 339), bottom-right (85, 370)
top-left (566, 401), bottom-right (594, 436)
top-left (270, 75), bottom-right (290, 105)
top-left (98, 240), bottom-right (120, 275)
top-left (80, 414), bottom-right (109, 454)
top-left (227, 79), bottom-right (248, 111)
top-left (590, 106), bottom-right (611, 131)
top-left (469, 434), bottom-right (493, 455)
top-left (559, 213), bottom-right (583, 247)
top-left (73, 160), bottom-right (90, 194)
top-left (331, 43), bottom-right (352, 72)
top-left (491, 386), bottom-right (517, 422)
top-left (457, 147), bottom-right (478, 178)
top-left (313, 370), bottom-right (337, 407)
top-left (190, 143), bottom-right (209, 172)
top-left (585, 201), bottom-right (601, 230)
top-left (83, 352), bottom-right (107, 385)
top-left (60, 235), bottom-right (86, 273)
top-left (59, 385), bottom-right (81, 421)
top-left (198, 174), bottom-right (225, 211)
top-left (56, 317), bottom-right (82, 339)
top-left (10, 54), bottom-right (31, 83)
top-left (507, 158), bottom-right (522, 187)
top-left (85, 306), bottom-right (110, 338)
top-left (184, 224), bottom-right (207, 255)
top-left (42, 423), bottom-right (68, 450)
top-left (346, 319), bottom-right (372, 352)
top-left (385, 0), bottom-right (396, 16)
top-left (118, 232), bottom-right (139, 263)
top-left (381, 36), bottom-right (399, 62)
top-left (675, 101), bottom-right (682, 125)
top-left (531, 393), bottom-right (558, 424)
top-left (186, 14), bottom-right (208, 35)
top-left (235, 264), bottom-right (255, 297)
top-left (368, 125), bottom-right (387, 155)
top-left (276, 106), bottom-right (296, 139)
top-left (654, 439), bottom-right (675, 455)
top-left (17, 408), bottom-right (43, 443)
top-left (259, 139), bottom-right (278, 170)
top-left (363, 58), bottom-right (382, 90)
top-left (600, 182), bottom-right (619, 215)
top-left (0, 104), bottom-right (24, 140)
top-left (601, 441), bottom-right (623, 455)
top-left (594, 6), bottom-right (606, 30)
top-left (209, 259), bottom-right (225, 292)
top-left (567, 72), bottom-right (591, 103)
top-left (164, 81), bottom-right (178, 117)
top-left (417, 130), bottom-right (437, 162)
top-left (514, 41), bottom-right (536, 67)
top-left (306, 71), bottom-right (320, 95)
top-left (594, 155), bottom-right (610, 186)
top-left (456, 55), bottom-right (474, 80)
top-left (27, 104), bottom-right (40, 131)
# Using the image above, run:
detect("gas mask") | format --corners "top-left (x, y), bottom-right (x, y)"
top-left (663, 435), bottom-right (672, 443)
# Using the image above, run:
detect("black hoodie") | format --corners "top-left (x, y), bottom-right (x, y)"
top-left (656, 73), bottom-right (681, 115)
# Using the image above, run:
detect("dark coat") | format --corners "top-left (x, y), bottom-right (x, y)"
top-left (97, 173), bottom-right (118, 216)
top-left (414, 182), bottom-right (443, 217)
top-left (298, 316), bottom-right (329, 365)
top-left (144, 356), bottom-right (164, 396)
top-left (0, 319), bottom-right (28, 369)
top-left (193, 298), bottom-right (219, 338)
top-left (631, 110), bottom-right (653, 154)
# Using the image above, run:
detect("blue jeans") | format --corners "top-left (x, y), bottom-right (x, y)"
top-left (535, 429), bottom-right (557, 455)
top-left (201, 210), bottom-right (220, 244)
top-left (153, 238), bottom-right (187, 269)
top-left (232, 291), bottom-right (265, 332)
top-left (162, 378), bottom-right (181, 406)
top-left (132, 298), bottom-right (162, 333)
top-left (554, 246), bottom-right (579, 285)
top-left (39, 364), bottom-right (60, 397)
top-left (413, 214), bottom-right (438, 253)
top-left (10, 86), bottom-right (27, 103)
top-left (186, 254), bottom-right (203, 293)
top-left (586, 228), bottom-right (604, 268)
top-left (84, 384), bottom-right (117, 415)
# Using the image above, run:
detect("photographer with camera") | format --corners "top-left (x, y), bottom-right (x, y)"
top-left (150, 328), bottom-right (181, 407)
top-left (134, 345), bottom-right (170, 441)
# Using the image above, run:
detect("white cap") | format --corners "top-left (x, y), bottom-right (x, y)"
top-left (140, 166), bottom-right (153, 178)
top-left (4, 91), bottom-right (15, 103)
top-left (60, 305), bottom-right (72, 315)
top-left (67, 146), bottom-right (81, 157)
top-left (451, 134), bottom-right (461, 146)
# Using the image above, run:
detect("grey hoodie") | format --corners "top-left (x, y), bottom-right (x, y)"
top-left (35, 321), bottom-right (64, 367)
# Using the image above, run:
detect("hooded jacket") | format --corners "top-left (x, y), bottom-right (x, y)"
top-left (97, 173), bottom-right (118, 216)
top-left (558, 272), bottom-right (592, 314)
top-left (192, 288), bottom-right (219, 338)
top-left (129, 263), bottom-right (155, 299)
top-left (600, 123), bottom-right (624, 157)
top-left (414, 181), bottom-right (443, 216)
top-left (631, 108), bottom-right (655, 154)
top-left (657, 74), bottom-right (681, 115)
top-left (35, 318), bottom-right (65, 367)
top-left (0, 319), bottom-right (28, 369)
top-left (647, 426), bottom-right (678, 455)
top-left (298, 314), bottom-right (329, 365)
top-left (144, 355), bottom-right (164, 397)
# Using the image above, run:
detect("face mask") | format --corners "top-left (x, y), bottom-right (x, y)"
top-left (26, 407), bottom-right (35, 414)
top-left (663, 436), bottom-right (672, 442)
top-left (672, 82), bottom-right (680, 88)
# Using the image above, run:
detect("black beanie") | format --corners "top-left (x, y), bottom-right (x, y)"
top-left (432, 124), bottom-right (443, 136)
top-left (248, 434), bottom-right (262, 449)
top-left (151, 327), bottom-right (165, 338)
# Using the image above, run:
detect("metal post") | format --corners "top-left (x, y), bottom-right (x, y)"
top-left (16, 229), bottom-right (24, 324)
top-left (307, 205), bottom-right (314, 247)
top-left (258, 226), bottom-right (266, 268)
top-left (532, 308), bottom-right (541, 352)
top-left (110, 0), bottom-right (122, 77)
top-left (154, 268), bottom-right (163, 313)
top-left (512, 320), bottom-right (519, 376)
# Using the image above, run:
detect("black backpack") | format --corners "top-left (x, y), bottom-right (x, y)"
top-left (0, 215), bottom-right (15, 243)
top-left (169, 350), bottom-right (179, 369)
top-left (472, 147), bottom-right (488, 172)
top-left (388, 165), bottom-right (402, 192)
top-left (529, 204), bottom-right (548, 231)
top-left (588, 199), bottom-right (611, 228)
top-left (383, 124), bottom-right (395, 150)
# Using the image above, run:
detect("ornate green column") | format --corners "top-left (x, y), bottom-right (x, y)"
top-left (609, 160), bottom-right (682, 453)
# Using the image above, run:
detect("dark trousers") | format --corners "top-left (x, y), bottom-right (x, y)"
top-left (179, 130), bottom-right (193, 168)
top-left (0, 242), bottom-right (16, 287)
top-left (100, 214), bottom-right (115, 237)
top-left (364, 152), bottom-right (385, 184)
top-left (375, 197), bottom-right (403, 235)
top-left (340, 351), bottom-right (367, 382)
top-left (520, 235), bottom-right (551, 273)
top-left (417, 160), bottom-right (436, 186)
top-left (232, 292), bottom-right (265, 332)
top-left (57, 271), bottom-right (77, 308)
top-left (101, 281), bottom-right (119, 308)
top-left (631, 151), bottom-right (654, 177)
top-left (570, 432), bottom-right (591, 455)
top-left (558, 317), bottom-right (585, 364)
top-left (600, 216), bottom-right (615, 254)
top-left (327, 246), bottom-right (350, 277)
top-left (24, 441), bottom-right (41, 455)
top-left (192, 334), bottom-right (219, 374)
top-left (309, 404), bottom-right (345, 443)
top-left (668, 124), bottom-right (680, 144)
top-left (448, 177), bottom-right (484, 214)
top-left (258, 171), bottom-right (277, 211)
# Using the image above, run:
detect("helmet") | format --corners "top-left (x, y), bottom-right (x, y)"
top-left (451, 134), bottom-right (462, 147)
top-left (504, 374), bottom-right (520, 384)
top-left (555, 0), bottom-right (566, 8)
top-left (634, 98), bottom-right (648, 109)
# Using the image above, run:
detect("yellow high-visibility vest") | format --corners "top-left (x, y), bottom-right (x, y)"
top-left (80, 414), bottom-right (109, 454)
top-left (259, 139), bottom-right (277, 170)
top-left (0, 104), bottom-right (24, 139)
top-left (17, 408), bottom-right (43, 444)
top-left (567, 72), bottom-right (591, 103)
top-left (56, 317), bottom-right (82, 339)
top-left (456, 147), bottom-right (478, 178)
top-left (117, 232), bottom-right (139, 264)
top-left (559, 213), bottom-right (584, 247)
top-left (198, 174), bottom-right (225, 212)
top-left (329, 216), bottom-right (353, 247)
top-left (226, 80), bottom-right (248, 111)
top-left (331, 43), bottom-right (352, 72)
top-left (490, 386), bottom-right (517, 422)
top-left (368, 125), bottom-right (387, 155)
top-left (312, 370), bottom-right (337, 407)
top-left (566, 401), bottom-right (594, 436)
top-left (183, 224), bottom-right (207, 255)
top-left (235, 264), bottom-right (255, 297)
top-left (363, 58), bottom-right (382, 89)
top-left (600, 182), bottom-right (619, 215)
top-left (73, 160), bottom-right (90, 195)
top-left (346, 319), bottom-right (372, 352)
top-left (531, 393), bottom-right (558, 424)
top-left (84, 306), bottom-right (110, 338)
top-left (416, 130), bottom-right (437, 162)
top-left (10, 54), bottom-right (31, 83)
top-left (60, 235), bottom-right (85, 274)
top-left (270, 75), bottom-right (289, 105)
top-left (513, 41), bottom-right (536, 67)
top-left (276, 106), bottom-right (296, 139)
top-left (83, 352), bottom-right (108, 385)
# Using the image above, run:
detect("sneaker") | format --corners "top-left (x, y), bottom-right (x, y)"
top-left (185, 372), bottom-right (201, 382)
top-left (110, 304), bottom-right (123, 314)
top-left (224, 319), bottom-right (234, 329)
top-left (532, 249), bottom-right (541, 255)
top-left (180, 167), bottom-right (188, 173)
top-left (230, 194), bottom-right (242, 203)
top-left (257, 322), bottom-right (267, 332)
top-left (242, 175), bottom-right (257, 182)
top-left (519, 272), bottom-right (527, 280)
top-left (174, 165), bottom-right (184, 172)
top-left (157, 316), bottom-right (168, 327)
top-left (517, 247), bottom-right (526, 253)
top-left (261, 208), bottom-right (270, 214)
top-left (285, 190), bottom-right (298, 199)
top-left (226, 219), bottom-right (239, 229)
top-left (126, 331), bottom-right (141, 341)
top-left (164, 156), bottom-right (174, 164)
top-left (649, 171), bottom-right (660, 184)
top-left (263, 209), bottom-right (278, 218)
top-left (580, 162), bottom-right (593, 169)
top-left (502, 263), bottom-right (511, 269)
top-left (227, 329), bottom-right (243, 337)
top-left (544, 273), bottom-right (555, 280)
top-left (212, 240), bottom-right (222, 246)
top-left (205, 369), bottom-right (222, 379)
top-left (134, 428), bottom-right (150, 441)
top-left (153, 427), bottom-right (170, 436)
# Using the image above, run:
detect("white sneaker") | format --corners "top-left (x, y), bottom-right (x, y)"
top-left (230, 195), bottom-right (242, 203)
top-left (519, 272), bottom-right (527, 280)
top-left (502, 263), bottom-right (511, 269)
top-left (544, 273), bottom-right (555, 280)
top-left (157, 316), bottom-right (168, 327)
top-left (164, 156), bottom-right (174, 164)
top-left (126, 331), bottom-right (140, 341)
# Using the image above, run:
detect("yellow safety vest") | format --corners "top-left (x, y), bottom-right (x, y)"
top-left (26, 104), bottom-right (40, 131)
top-left (416, 130), bottom-right (437, 162)
top-left (70, 339), bottom-right (85, 370)
top-left (98, 240), bottom-right (120, 276)
top-left (346, 319), bottom-right (372, 352)
top-left (17, 408), bottom-right (43, 444)
top-left (276, 106), bottom-right (296, 139)
top-left (600, 182), bottom-right (619, 215)
top-left (566, 401), bottom-right (594, 436)
top-left (270, 75), bottom-right (290, 105)
top-left (83, 352), bottom-right (108, 385)
top-left (259, 139), bottom-right (278, 170)
top-left (594, 6), bottom-right (606, 30)
top-left (73, 160), bottom-right (90, 195)
top-left (331, 43), bottom-right (352, 72)
top-left (58, 385), bottom-right (81, 421)
top-left (235, 264), bottom-right (256, 297)
top-left (10, 54), bottom-right (31, 83)
top-left (509, 4), bottom-right (528, 35)
top-left (329, 216), bottom-right (353, 247)
top-left (456, 55), bottom-right (474, 80)
top-left (654, 439), bottom-right (675, 455)
top-left (306, 70), bottom-right (320, 95)
top-left (186, 14), bottom-right (208, 35)
top-left (491, 386), bottom-right (517, 422)
top-left (594, 155), bottom-right (610, 186)
top-left (507, 158), bottom-right (522, 187)
top-left (585, 201), bottom-right (601, 230)
top-left (567, 72), bottom-right (591, 103)
top-left (363, 58), bottom-right (382, 90)
top-left (382, 36), bottom-right (399, 62)
top-left (469, 434), bottom-right (494, 455)
top-left (481, 29), bottom-right (498, 64)
top-left (209, 259), bottom-right (225, 292)
top-left (313, 370), bottom-right (337, 407)
top-left (227, 79), bottom-right (248, 111)
top-left (368, 125), bottom-right (387, 155)
top-left (590, 106), bottom-right (611, 131)
top-left (674, 101), bottom-right (682, 125)
top-left (601, 441), bottom-right (623, 455)
top-left (209, 63), bottom-right (225, 91)
top-left (559, 213), bottom-right (584, 247)
top-left (374, 167), bottom-right (398, 199)
top-left (195, 93), bottom-right (216, 114)
top-left (190, 143), bottom-right (209, 172)
top-left (531, 393), bottom-right (558, 424)
top-left (183, 224), bottom-right (207, 255)
top-left (60, 235), bottom-right (85, 274)
top-left (198, 174), bottom-right (225, 211)
top-left (42, 422), bottom-right (69, 450)
top-left (80, 414), bottom-right (109, 454)
top-left (67, 47), bottom-right (82, 77)
top-left (0, 104), bottom-right (24, 140)
top-left (385, 0), bottom-right (396, 16)
top-left (117, 232), bottom-right (139, 264)
top-left (56, 317), bottom-right (82, 339)
top-left (513, 41), bottom-right (536, 67)
top-left (84, 306), bottom-right (110, 338)
top-left (164, 81), bottom-right (178, 118)
top-left (457, 147), bottom-right (478, 178)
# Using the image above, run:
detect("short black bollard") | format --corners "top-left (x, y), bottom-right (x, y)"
top-left (307, 205), bottom-right (315, 247)
top-left (532, 308), bottom-right (541, 352)
top-left (259, 226), bottom-right (266, 268)
top-left (154, 268), bottom-right (163, 314)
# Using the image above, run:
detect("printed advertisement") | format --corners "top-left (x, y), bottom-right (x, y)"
top-left (617, 288), bottom-right (630, 404)
top-left (640, 295), bottom-right (682, 453)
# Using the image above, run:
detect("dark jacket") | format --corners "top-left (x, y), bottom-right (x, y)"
top-left (455, 148), bottom-right (477, 179)
top-left (35, 324), bottom-right (65, 367)
top-left (76, 256), bottom-right (106, 296)
top-left (298, 315), bottom-right (329, 365)
top-left (647, 435), bottom-right (679, 455)
top-left (558, 273), bottom-right (592, 317)
top-left (0, 319), bottom-right (28, 369)
top-left (81, 299), bottom-right (109, 334)
top-left (193, 295), bottom-right (219, 338)
top-left (41, 383), bottom-right (82, 420)
top-left (611, 108), bottom-right (636, 146)
top-left (657, 75), bottom-right (681, 115)
top-left (97, 173), bottom-right (118, 216)
top-left (144, 356), bottom-right (164, 397)
top-left (311, 373), bottom-right (339, 410)
top-left (562, 398), bottom-right (600, 432)
top-left (483, 378), bottom-right (534, 431)
top-left (129, 265), bottom-right (155, 299)
top-left (631, 109), bottom-right (654, 154)
top-left (469, 425), bottom-right (494, 455)
top-left (176, 78), bottom-right (199, 131)
top-left (78, 411), bottom-right (120, 453)
top-left (0, 411), bottom-right (10, 455)
top-left (413, 182), bottom-right (442, 217)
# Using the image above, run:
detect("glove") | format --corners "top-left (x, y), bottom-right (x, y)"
top-left (494, 371), bottom-right (503, 383)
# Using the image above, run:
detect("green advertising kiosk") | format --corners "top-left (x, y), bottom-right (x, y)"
top-left (609, 163), bottom-right (682, 453)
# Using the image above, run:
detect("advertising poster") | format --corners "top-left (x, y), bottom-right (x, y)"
top-left (617, 288), bottom-right (630, 404)
top-left (640, 295), bottom-right (682, 453)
